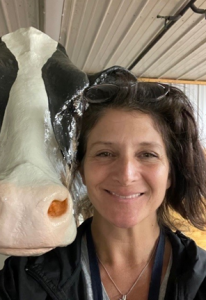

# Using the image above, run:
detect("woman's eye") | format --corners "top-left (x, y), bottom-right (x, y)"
top-left (140, 152), bottom-right (158, 159)
top-left (97, 152), bottom-right (113, 157)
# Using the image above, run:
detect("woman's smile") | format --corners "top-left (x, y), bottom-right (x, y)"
top-left (106, 190), bottom-right (143, 199)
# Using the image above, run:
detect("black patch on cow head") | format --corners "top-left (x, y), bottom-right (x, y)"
top-left (42, 43), bottom-right (89, 168)
top-left (0, 38), bottom-right (19, 129)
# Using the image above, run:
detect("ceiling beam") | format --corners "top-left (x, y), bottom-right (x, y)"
top-left (138, 77), bottom-right (206, 85)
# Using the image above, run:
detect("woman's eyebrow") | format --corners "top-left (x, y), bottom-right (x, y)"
top-left (89, 141), bottom-right (163, 149)
top-left (138, 142), bottom-right (163, 149)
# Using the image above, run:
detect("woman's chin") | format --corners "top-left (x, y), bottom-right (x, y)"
top-left (108, 215), bottom-right (140, 229)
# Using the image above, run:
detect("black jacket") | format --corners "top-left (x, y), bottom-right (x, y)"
top-left (0, 218), bottom-right (206, 300)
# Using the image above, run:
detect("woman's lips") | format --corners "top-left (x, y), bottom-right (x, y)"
top-left (106, 190), bottom-right (143, 199)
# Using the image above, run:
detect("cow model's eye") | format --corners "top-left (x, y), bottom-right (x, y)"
top-left (60, 149), bottom-right (66, 160)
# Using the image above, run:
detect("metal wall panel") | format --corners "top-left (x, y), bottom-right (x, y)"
top-left (60, 0), bottom-right (187, 73)
top-left (135, 12), bottom-right (206, 78)
top-left (0, 0), bottom-right (44, 36)
top-left (1, 0), bottom-right (206, 81)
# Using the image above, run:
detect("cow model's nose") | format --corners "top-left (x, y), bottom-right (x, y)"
top-left (48, 199), bottom-right (68, 217)
top-left (0, 181), bottom-right (77, 255)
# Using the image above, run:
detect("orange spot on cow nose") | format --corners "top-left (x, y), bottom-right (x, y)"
top-left (48, 199), bottom-right (68, 217)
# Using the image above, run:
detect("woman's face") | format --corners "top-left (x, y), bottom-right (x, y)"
top-left (80, 109), bottom-right (171, 229)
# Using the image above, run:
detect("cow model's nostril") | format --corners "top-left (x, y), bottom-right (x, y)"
top-left (48, 199), bottom-right (68, 217)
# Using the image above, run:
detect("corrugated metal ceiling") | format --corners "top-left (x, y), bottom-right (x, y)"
top-left (1, 0), bottom-right (206, 82)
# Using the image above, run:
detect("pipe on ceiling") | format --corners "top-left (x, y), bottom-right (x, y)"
top-left (190, 3), bottom-right (206, 18)
top-left (128, 0), bottom-right (197, 71)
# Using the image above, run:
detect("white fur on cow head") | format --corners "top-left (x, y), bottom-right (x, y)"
top-left (0, 27), bottom-right (88, 256)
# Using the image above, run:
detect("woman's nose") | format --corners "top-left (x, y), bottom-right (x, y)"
top-left (113, 157), bottom-right (139, 185)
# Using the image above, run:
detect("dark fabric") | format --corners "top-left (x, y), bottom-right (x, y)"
top-left (148, 229), bottom-right (165, 300)
top-left (0, 218), bottom-right (206, 300)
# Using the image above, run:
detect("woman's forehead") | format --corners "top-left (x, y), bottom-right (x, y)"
top-left (86, 109), bottom-right (166, 146)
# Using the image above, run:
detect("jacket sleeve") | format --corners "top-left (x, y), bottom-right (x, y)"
top-left (0, 256), bottom-right (48, 300)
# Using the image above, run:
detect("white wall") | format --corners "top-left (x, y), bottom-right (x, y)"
top-left (173, 83), bottom-right (206, 148)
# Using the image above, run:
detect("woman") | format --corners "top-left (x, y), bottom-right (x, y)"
top-left (0, 67), bottom-right (206, 300)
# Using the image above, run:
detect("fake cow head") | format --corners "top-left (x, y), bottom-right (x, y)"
top-left (0, 27), bottom-right (89, 256)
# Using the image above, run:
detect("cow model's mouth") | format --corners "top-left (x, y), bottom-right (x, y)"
top-left (0, 247), bottom-right (54, 256)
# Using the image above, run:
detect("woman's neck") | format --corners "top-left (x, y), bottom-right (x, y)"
top-left (91, 212), bottom-right (160, 267)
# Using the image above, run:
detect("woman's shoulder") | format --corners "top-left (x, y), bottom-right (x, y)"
top-left (165, 226), bottom-right (206, 252)
top-left (163, 227), bottom-right (206, 299)
top-left (164, 226), bottom-right (206, 261)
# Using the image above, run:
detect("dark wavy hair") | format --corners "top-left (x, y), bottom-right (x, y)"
top-left (76, 75), bottom-right (206, 230)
